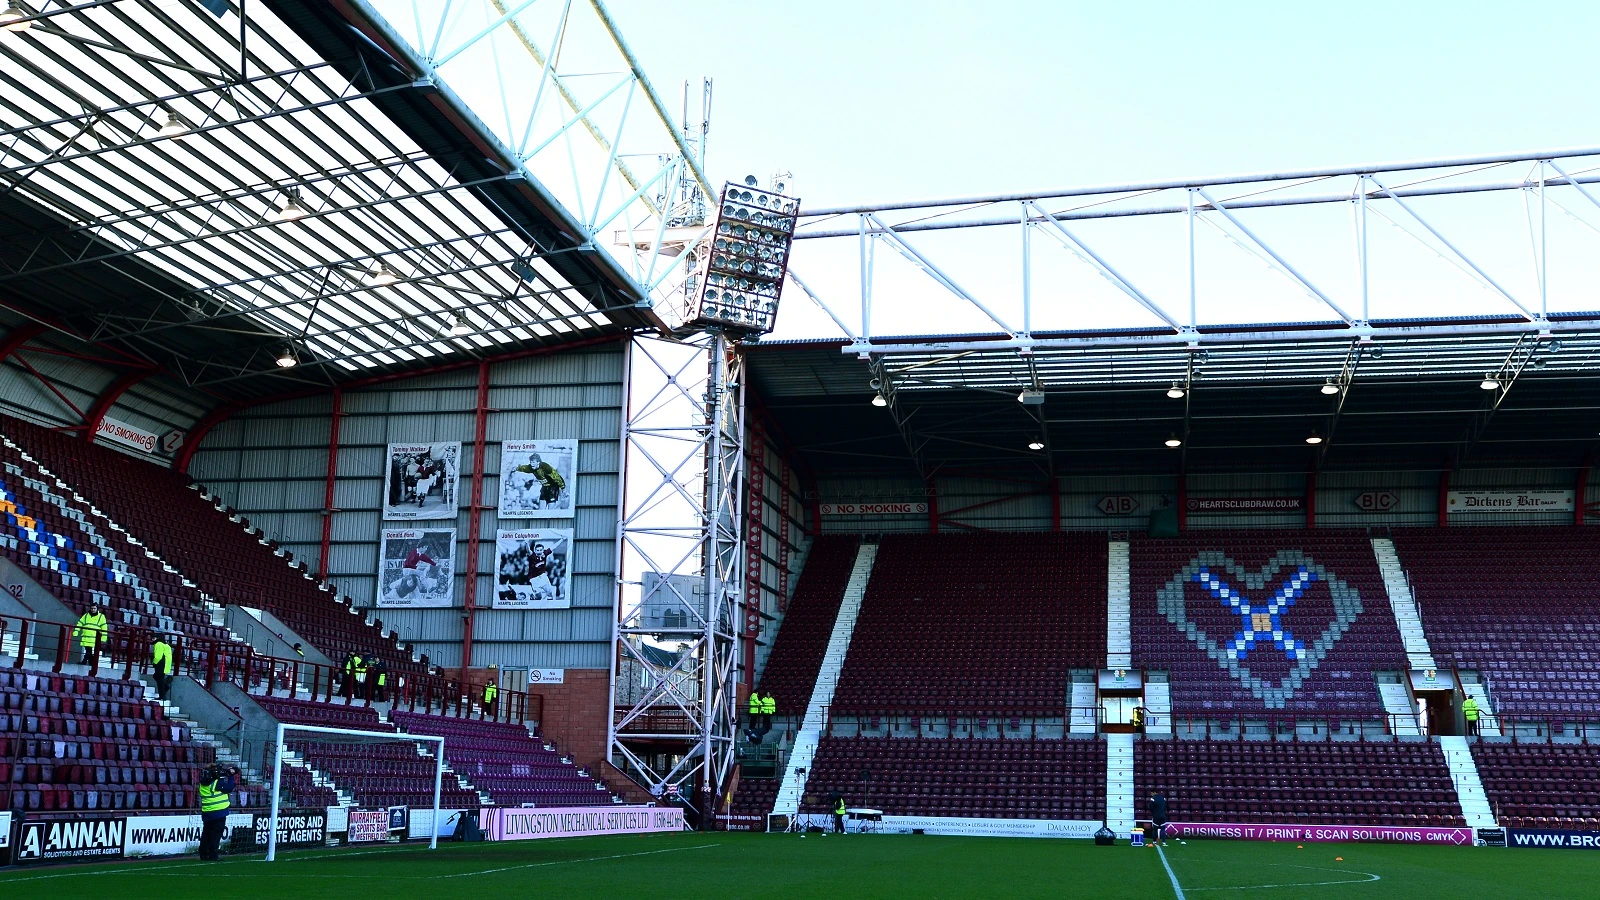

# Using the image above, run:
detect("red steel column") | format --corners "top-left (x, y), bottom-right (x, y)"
top-left (460, 361), bottom-right (491, 669)
top-left (81, 370), bottom-right (151, 442)
top-left (1305, 470), bottom-right (1317, 529)
top-left (1437, 471), bottom-right (1451, 527)
top-left (743, 427), bottom-right (766, 688)
top-left (1578, 467), bottom-right (1589, 526)
top-left (317, 389), bottom-right (343, 582)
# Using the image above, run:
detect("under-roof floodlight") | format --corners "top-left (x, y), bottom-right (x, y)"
top-left (1018, 389), bottom-right (1045, 405)
top-left (1480, 374), bottom-right (1501, 391)
top-left (1027, 440), bottom-right (1045, 451)
top-left (1320, 379), bottom-right (1340, 395)
top-left (870, 394), bottom-right (887, 407)
top-left (157, 112), bottom-right (187, 139)
top-left (275, 346), bottom-right (298, 368)
top-left (450, 313), bottom-right (470, 336)
top-left (869, 377), bottom-right (883, 391)
top-left (368, 265), bottom-right (398, 286)
top-left (1305, 431), bottom-right (1323, 445)
top-left (1549, 340), bottom-right (1563, 353)
top-left (0, 2), bottom-right (31, 31)
top-left (1166, 383), bottom-right (1185, 399)
top-left (1367, 345), bottom-right (1383, 359)
top-left (273, 196), bottom-right (307, 222)
top-left (1164, 434), bottom-right (1182, 448)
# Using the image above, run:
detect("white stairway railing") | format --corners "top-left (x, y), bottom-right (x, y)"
top-left (770, 541), bottom-right (878, 819)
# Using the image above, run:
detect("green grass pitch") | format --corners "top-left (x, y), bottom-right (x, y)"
top-left (0, 831), bottom-right (1588, 898)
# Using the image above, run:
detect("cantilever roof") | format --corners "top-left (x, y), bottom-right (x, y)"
top-left (0, 0), bottom-right (658, 400)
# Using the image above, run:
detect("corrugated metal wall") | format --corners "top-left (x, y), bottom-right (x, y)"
top-left (189, 344), bottom-right (626, 670)
top-left (751, 435), bottom-right (808, 680)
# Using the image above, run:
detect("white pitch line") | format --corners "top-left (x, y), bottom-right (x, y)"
top-left (431, 842), bottom-right (723, 878)
top-left (0, 861), bottom-right (205, 883)
top-left (1156, 844), bottom-right (1187, 900)
top-left (1187, 863), bottom-right (1382, 892)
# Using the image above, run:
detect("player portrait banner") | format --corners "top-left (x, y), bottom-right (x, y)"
top-left (498, 438), bottom-right (578, 518)
top-left (382, 442), bottom-right (461, 520)
top-left (479, 807), bottom-right (683, 841)
top-left (378, 527), bottom-right (456, 608)
top-left (494, 527), bottom-right (572, 609)
top-left (1165, 822), bottom-right (1473, 846)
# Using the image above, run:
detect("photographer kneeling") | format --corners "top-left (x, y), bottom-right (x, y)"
top-left (198, 763), bottom-right (240, 861)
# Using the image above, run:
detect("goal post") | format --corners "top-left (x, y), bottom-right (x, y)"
top-left (264, 722), bottom-right (448, 861)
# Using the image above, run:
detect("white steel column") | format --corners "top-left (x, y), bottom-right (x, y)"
top-left (609, 332), bottom-right (744, 816)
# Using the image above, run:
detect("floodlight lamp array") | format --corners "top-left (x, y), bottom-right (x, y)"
top-left (687, 182), bottom-right (800, 335)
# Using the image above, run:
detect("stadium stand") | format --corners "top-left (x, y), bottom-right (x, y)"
top-left (1134, 738), bottom-right (1466, 826)
top-left (0, 440), bottom-right (233, 647)
top-left (1391, 526), bottom-right (1600, 724)
top-left (753, 534), bottom-right (861, 715)
top-left (392, 711), bottom-right (613, 807)
top-left (1471, 741), bottom-right (1600, 828)
top-left (2, 668), bottom-right (225, 813)
top-left (800, 736), bottom-right (1106, 820)
top-left (0, 415), bottom-right (422, 677)
top-left (1130, 530), bottom-right (1406, 717)
top-left (829, 532), bottom-right (1107, 717)
top-left (252, 695), bottom-right (481, 809)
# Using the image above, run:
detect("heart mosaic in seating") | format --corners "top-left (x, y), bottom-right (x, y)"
top-left (1156, 550), bottom-right (1363, 709)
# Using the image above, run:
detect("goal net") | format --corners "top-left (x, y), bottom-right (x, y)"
top-left (263, 723), bottom-right (451, 860)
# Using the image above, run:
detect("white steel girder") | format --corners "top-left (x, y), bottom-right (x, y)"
top-left (608, 331), bottom-right (743, 813)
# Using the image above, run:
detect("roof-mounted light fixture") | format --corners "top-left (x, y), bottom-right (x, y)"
top-left (0, 2), bottom-right (33, 31)
top-left (450, 313), bottom-right (470, 336)
top-left (1166, 383), bottom-right (1185, 399)
top-left (274, 345), bottom-right (299, 368)
top-left (273, 190), bottom-right (307, 222)
top-left (368, 265), bottom-right (398, 286)
top-left (1164, 434), bottom-right (1182, 448)
top-left (1320, 378), bottom-right (1340, 395)
top-left (1479, 373), bottom-right (1501, 391)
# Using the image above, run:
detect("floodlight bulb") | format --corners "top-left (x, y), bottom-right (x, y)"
top-left (158, 113), bottom-right (187, 139)
top-left (1320, 379), bottom-right (1340, 395)
top-left (369, 265), bottom-right (398, 286)
top-left (450, 313), bottom-right (470, 336)
top-left (1166, 383), bottom-right (1185, 399)
top-left (0, 2), bottom-right (31, 31)
top-left (744, 175), bottom-right (758, 186)
top-left (1479, 375), bottom-right (1500, 390)
top-left (274, 197), bottom-right (307, 222)
top-left (274, 346), bottom-right (298, 368)
top-left (1028, 440), bottom-right (1045, 451)
top-left (1305, 431), bottom-right (1323, 445)
top-left (870, 394), bottom-right (887, 407)
top-left (1164, 434), bottom-right (1182, 448)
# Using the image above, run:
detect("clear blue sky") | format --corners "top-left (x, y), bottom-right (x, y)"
top-left (610, 0), bottom-right (1600, 208)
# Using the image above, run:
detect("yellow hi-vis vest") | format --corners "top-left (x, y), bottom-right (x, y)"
top-left (152, 641), bottom-right (174, 675)
top-left (748, 694), bottom-right (762, 715)
top-left (760, 695), bottom-right (776, 715)
top-left (198, 779), bottom-right (230, 814)
top-left (835, 798), bottom-right (847, 815)
top-left (74, 612), bottom-right (108, 647)
top-left (1463, 698), bottom-right (1479, 721)
top-left (483, 682), bottom-right (498, 703)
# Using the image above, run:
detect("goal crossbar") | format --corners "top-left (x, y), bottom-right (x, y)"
top-left (265, 722), bottom-right (448, 861)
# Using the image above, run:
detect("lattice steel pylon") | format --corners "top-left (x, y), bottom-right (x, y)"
top-left (608, 329), bottom-right (745, 815)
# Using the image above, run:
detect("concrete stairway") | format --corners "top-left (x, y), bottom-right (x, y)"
top-left (1107, 540), bottom-right (1131, 669)
top-left (1439, 735), bottom-right (1497, 827)
top-left (1371, 538), bottom-right (1436, 669)
top-left (771, 541), bottom-right (877, 820)
top-left (1069, 675), bottom-right (1098, 735)
top-left (1377, 674), bottom-right (1423, 736)
top-left (1459, 674), bottom-right (1503, 738)
top-left (1143, 674), bottom-right (1172, 735)
top-left (1106, 733), bottom-right (1134, 834)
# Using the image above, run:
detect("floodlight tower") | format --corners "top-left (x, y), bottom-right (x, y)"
top-left (609, 176), bottom-right (800, 817)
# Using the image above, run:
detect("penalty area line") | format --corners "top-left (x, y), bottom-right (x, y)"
top-left (1156, 844), bottom-right (1187, 900)
top-left (432, 842), bottom-right (724, 878)
top-left (1186, 863), bottom-right (1382, 892)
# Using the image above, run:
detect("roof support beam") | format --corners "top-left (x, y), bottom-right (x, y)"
top-left (0, 324), bottom-right (46, 365)
top-left (80, 369), bottom-right (153, 442)
top-left (1195, 188), bottom-right (1353, 324)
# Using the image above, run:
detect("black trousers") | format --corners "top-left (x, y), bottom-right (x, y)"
top-left (833, 813), bottom-right (845, 834)
top-left (154, 671), bottom-right (173, 700)
top-left (199, 816), bottom-right (227, 860)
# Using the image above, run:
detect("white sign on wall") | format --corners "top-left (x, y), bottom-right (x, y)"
top-left (819, 502), bottom-right (928, 516)
top-left (1447, 490), bottom-right (1574, 513)
top-left (123, 814), bottom-right (203, 857)
top-left (95, 416), bottom-right (159, 454)
top-left (528, 668), bottom-right (564, 685)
